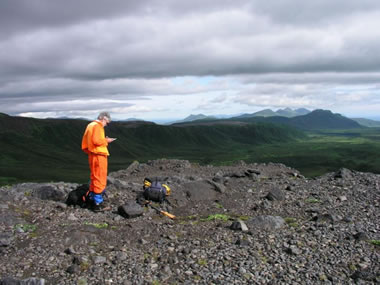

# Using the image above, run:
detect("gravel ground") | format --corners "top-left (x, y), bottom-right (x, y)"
top-left (0, 159), bottom-right (379, 284)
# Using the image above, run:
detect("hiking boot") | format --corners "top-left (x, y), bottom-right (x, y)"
top-left (92, 202), bottom-right (112, 213)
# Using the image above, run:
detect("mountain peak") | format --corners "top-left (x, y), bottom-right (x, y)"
top-left (292, 109), bottom-right (362, 129)
top-left (184, 114), bottom-right (208, 121)
top-left (169, 114), bottom-right (217, 124)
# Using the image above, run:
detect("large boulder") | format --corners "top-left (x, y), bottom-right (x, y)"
top-left (265, 188), bottom-right (285, 201)
top-left (118, 202), bottom-right (144, 218)
top-left (183, 180), bottom-right (218, 201)
top-left (207, 180), bottom-right (227, 193)
top-left (246, 215), bottom-right (286, 231)
top-left (32, 185), bottom-right (66, 201)
top-left (334, 168), bottom-right (353, 180)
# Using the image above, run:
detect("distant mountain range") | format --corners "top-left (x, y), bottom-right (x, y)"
top-left (236, 107), bottom-right (311, 118)
top-left (170, 108), bottom-right (311, 124)
top-left (174, 109), bottom-right (363, 130)
top-left (172, 108), bottom-right (380, 129)
top-left (49, 108), bottom-right (380, 128)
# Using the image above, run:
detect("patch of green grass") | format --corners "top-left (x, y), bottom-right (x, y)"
top-left (198, 258), bottom-right (208, 266)
top-left (201, 214), bottom-right (230, 222)
top-left (84, 222), bottom-right (108, 229)
top-left (238, 215), bottom-right (250, 221)
top-left (186, 215), bottom-right (198, 220)
top-left (319, 274), bottom-right (328, 281)
top-left (13, 207), bottom-right (31, 217)
top-left (260, 255), bottom-right (268, 264)
top-left (29, 232), bottom-right (39, 238)
top-left (284, 217), bottom-right (299, 228)
top-left (370, 240), bottom-right (380, 246)
top-left (305, 198), bottom-right (321, 203)
top-left (284, 217), bottom-right (297, 223)
top-left (77, 278), bottom-right (87, 285)
top-left (178, 215), bottom-right (199, 224)
top-left (14, 223), bottom-right (37, 232)
top-left (143, 253), bottom-right (150, 261)
top-left (80, 262), bottom-right (90, 272)
top-left (348, 263), bottom-right (357, 271)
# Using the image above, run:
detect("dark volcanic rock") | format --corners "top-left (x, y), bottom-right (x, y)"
top-left (0, 159), bottom-right (379, 284)
top-left (265, 188), bottom-right (285, 201)
top-left (247, 215), bottom-right (286, 231)
top-left (230, 219), bottom-right (249, 232)
top-left (32, 185), bottom-right (65, 201)
top-left (183, 180), bottom-right (218, 201)
top-left (0, 233), bottom-right (14, 247)
top-left (334, 167), bottom-right (353, 180)
top-left (207, 180), bottom-right (226, 193)
top-left (118, 202), bottom-right (144, 218)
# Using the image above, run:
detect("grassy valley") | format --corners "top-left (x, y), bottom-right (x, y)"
top-left (0, 113), bottom-right (379, 185)
top-left (0, 115), bottom-right (303, 185)
top-left (243, 128), bottom-right (380, 177)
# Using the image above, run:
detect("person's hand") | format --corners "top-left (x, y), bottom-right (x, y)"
top-left (106, 137), bottom-right (117, 143)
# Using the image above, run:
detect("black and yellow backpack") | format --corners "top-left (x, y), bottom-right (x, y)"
top-left (143, 178), bottom-right (171, 203)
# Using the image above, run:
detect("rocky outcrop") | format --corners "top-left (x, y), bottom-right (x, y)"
top-left (0, 159), bottom-right (379, 284)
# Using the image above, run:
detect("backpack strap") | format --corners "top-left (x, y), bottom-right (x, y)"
top-left (82, 190), bottom-right (90, 202)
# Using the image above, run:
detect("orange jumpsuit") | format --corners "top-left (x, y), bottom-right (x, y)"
top-left (81, 121), bottom-right (109, 194)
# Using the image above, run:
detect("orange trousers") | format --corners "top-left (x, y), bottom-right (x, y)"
top-left (88, 153), bottom-right (108, 194)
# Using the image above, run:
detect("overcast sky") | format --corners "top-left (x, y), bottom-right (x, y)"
top-left (1, 0), bottom-right (380, 122)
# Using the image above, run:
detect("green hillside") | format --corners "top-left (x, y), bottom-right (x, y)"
top-left (0, 115), bottom-right (303, 185)
top-left (352, 118), bottom-right (380, 127)
top-left (1, 113), bottom-right (378, 185)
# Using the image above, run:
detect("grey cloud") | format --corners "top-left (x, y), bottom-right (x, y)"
top-left (0, 0), bottom-right (151, 39)
top-left (248, 0), bottom-right (380, 26)
top-left (210, 94), bottom-right (228, 103)
top-left (1, 96), bottom-right (133, 115)
top-left (0, 0), bottom-right (254, 41)
top-left (1, 1), bottom-right (380, 119)
top-left (239, 72), bottom-right (380, 85)
top-left (233, 81), bottom-right (379, 111)
top-left (1, 1), bottom-right (380, 82)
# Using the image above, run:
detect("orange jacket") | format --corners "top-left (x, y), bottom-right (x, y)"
top-left (81, 121), bottom-right (109, 156)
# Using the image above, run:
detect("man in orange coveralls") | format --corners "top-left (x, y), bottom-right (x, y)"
top-left (82, 112), bottom-right (116, 212)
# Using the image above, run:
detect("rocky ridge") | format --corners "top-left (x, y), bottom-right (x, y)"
top-left (0, 159), bottom-right (379, 284)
